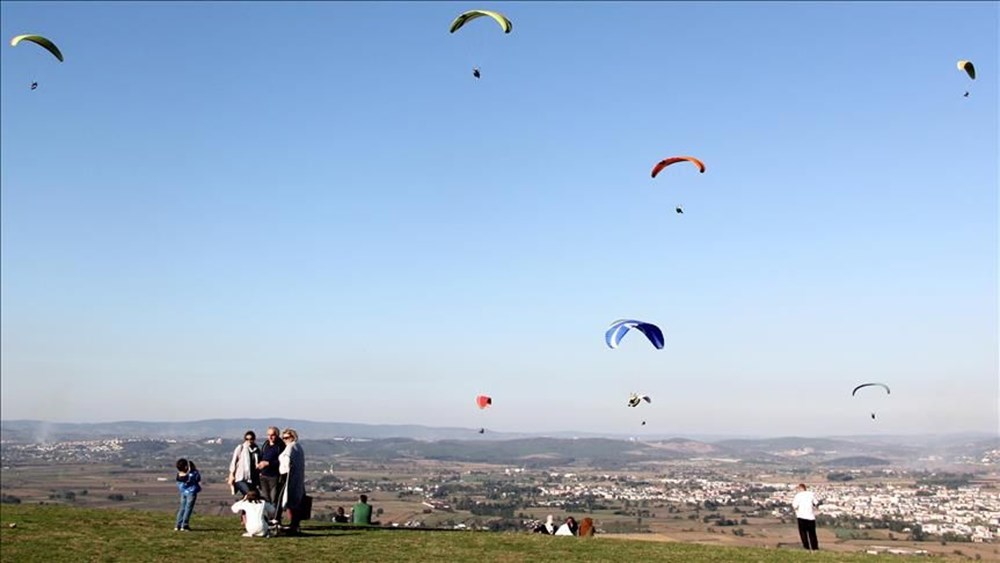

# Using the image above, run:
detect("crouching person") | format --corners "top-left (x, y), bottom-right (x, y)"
top-left (232, 489), bottom-right (275, 537)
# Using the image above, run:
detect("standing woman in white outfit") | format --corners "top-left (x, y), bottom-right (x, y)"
top-left (278, 428), bottom-right (306, 534)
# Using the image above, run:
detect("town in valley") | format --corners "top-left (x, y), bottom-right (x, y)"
top-left (2, 420), bottom-right (997, 559)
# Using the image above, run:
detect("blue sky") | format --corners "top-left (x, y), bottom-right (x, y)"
top-left (1, 2), bottom-right (996, 437)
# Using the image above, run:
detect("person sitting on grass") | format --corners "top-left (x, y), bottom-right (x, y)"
top-left (333, 506), bottom-right (349, 523)
top-left (531, 515), bottom-right (556, 534)
top-left (554, 516), bottom-right (578, 536)
top-left (352, 494), bottom-right (373, 525)
top-left (231, 489), bottom-right (275, 537)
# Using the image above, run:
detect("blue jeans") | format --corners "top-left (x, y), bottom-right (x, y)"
top-left (234, 480), bottom-right (254, 496)
top-left (176, 493), bottom-right (197, 529)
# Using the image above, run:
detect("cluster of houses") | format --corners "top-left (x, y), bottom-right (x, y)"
top-left (531, 471), bottom-right (998, 543)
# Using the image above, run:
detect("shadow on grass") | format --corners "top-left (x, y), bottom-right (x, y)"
top-left (271, 531), bottom-right (368, 539)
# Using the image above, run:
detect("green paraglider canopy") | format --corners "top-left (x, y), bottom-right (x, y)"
top-left (10, 34), bottom-right (63, 62)
top-left (449, 10), bottom-right (512, 34)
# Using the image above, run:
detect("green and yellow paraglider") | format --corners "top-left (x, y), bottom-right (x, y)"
top-left (10, 34), bottom-right (62, 90)
top-left (10, 34), bottom-right (63, 62)
top-left (449, 10), bottom-right (512, 80)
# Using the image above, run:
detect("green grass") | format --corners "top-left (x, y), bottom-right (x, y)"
top-left (0, 504), bottom-right (927, 562)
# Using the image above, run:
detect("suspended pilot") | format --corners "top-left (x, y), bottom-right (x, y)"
top-left (30, 82), bottom-right (38, 90)
top-left (964, 91), bottom-right (970, 97)
top-left (871, 413), bottom-right (876, 420)
top-left (675, 206), bottom-right (684, 214)
top-left (478, 428), bottom-right (485, 434)
top-left (641, 421), bottom-right (646, 426)
top-left (473, 67), bottom-right (481, 79)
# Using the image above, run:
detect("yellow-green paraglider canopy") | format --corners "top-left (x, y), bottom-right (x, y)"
top-left (10, 34), bottom-right (63, 62)
top-left (449, 10), bottom-right (512, 34)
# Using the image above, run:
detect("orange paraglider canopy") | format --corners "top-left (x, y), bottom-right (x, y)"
top-left (476, 395), bottom-right (492, 409)
top-left (651, 156), bottom-right (706, 178)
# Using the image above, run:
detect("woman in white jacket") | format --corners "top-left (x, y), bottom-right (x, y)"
top-left (278, 428), bottom-right (306, 534)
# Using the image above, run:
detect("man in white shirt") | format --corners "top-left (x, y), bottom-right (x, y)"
top-left (791, 483), bottom-right (819, 550)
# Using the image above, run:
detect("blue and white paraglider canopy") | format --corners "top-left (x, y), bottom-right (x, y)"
top-left (605, 319), bottom-right (665, 349)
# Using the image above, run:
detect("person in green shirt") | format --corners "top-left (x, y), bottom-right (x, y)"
top-left (351, 494), bottom-right (373, 525)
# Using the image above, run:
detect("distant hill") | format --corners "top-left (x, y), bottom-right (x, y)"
top-left (1, 419), bottom-right (993, 467)
top-left (0, 418), bottom-right (532, 443)
top-left (716, 436), bottom-right (866, 453)
top-left (644, 438), bottom-right (727, 456)
top-left (307, 437), bottom-right (687, 467)
top-left (823, 456), bottom-right (890, 468)
top-left (0, 419), bottom-right (766, 444)
top-left (714, 436), bottom-right (928, 460)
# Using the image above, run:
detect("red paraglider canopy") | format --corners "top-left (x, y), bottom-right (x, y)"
top-left (476, 395), bottom-right (492, 409)
top-left (651, 156), bottom-right (706, 178)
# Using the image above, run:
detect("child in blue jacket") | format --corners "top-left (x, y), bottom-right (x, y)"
top-left (175, 458), bottom-right (202, 531)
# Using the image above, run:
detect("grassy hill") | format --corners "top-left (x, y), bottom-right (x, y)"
top-left (0, 505), bottom-right (935, 562)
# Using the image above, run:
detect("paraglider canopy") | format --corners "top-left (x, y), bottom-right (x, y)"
top-left (606, 319), bottom-right (665, 349)
top-left (449, 10), bottom-right (513, 34)
top-left (957, 60), bottom-right (976, 80)
top-left (10, 34), bottom-right (63, 62)
top-left (476, 395), bottom-right (492, 409)
top-left (851, 383), bottom-right (890, 396)
top-left (627, 393), bottom-right (652, 408)
top-left (651, 156), bottom-right (706, 178)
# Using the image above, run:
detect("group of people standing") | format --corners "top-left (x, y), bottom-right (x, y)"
top-left (172, 427), bottom-right (308, 536)
top-left (173, 426), bottom-right (384, 537)
top-left (226, 427), bottom-right (307, 536)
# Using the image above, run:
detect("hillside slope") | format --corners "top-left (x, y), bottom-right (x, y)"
top-left (0, 505), bottom-right (937, 562)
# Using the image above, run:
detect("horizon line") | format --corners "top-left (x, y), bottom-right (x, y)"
top-left (2, 418), bottom-right (996, 441)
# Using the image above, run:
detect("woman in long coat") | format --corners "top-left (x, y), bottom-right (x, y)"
top-left (278, 428), bottom-right (306, 533)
